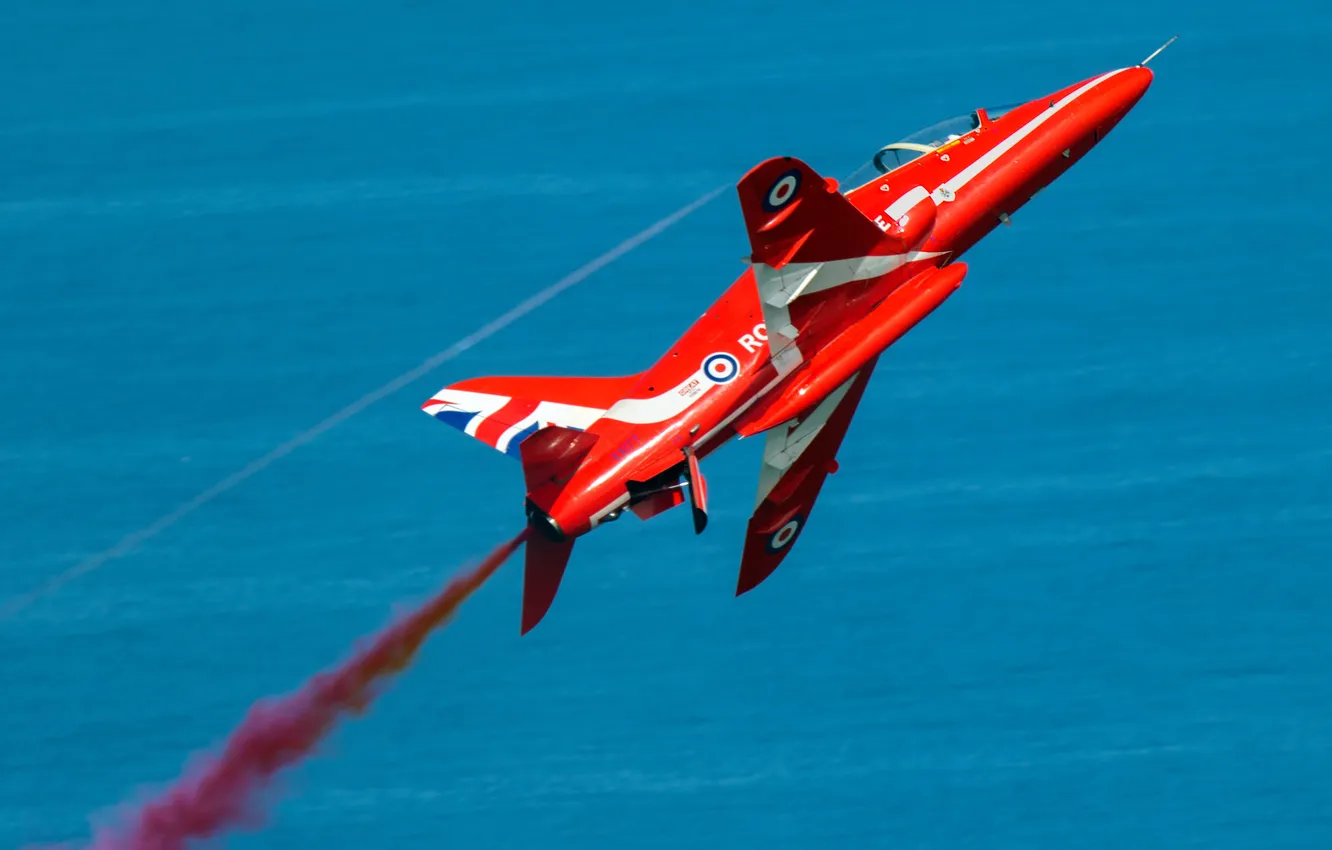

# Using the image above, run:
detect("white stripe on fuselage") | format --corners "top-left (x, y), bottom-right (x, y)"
top-left (754, 249), bottom-right (949, 304)
top-left (935, 69), bottom-right (1123, 200)
top-left (884, 185), bottom-right (932, 221)
top-left (602, 368), bottom-right (711, 425)
top-left (591, 365), bottom-right (792, 523)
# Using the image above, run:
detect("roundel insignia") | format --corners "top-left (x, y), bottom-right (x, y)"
top-left (702, 352), bottom-right (739, 384)
top-left (762, 168), bottom-right (802, 212)
top-left (765, 515), bottom-right (804, 553)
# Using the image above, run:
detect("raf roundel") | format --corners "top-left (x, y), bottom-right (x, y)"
top-left (762, 168), bottom-right (802, 212)
top-left (765, 515), bottom-right (803, 553)
top-left (702, 352), bottom-right (739, 384)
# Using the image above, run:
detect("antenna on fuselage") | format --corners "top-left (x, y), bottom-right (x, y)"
top-left (1138, 35), bottom-right (1178, 67)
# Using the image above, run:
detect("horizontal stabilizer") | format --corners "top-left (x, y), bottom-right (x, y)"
top-left (522, 533), bottom-right (574, 634)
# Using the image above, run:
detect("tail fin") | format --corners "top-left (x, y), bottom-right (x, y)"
top-left (422, 374), bottom-right (636, 459)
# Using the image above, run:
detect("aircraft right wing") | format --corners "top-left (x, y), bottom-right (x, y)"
top-left (736, 156), bottom-right (887, 381)
top-left (735, 354), bottom-right (879, 595)
top-left (735, 156), bottom-right (945, 382)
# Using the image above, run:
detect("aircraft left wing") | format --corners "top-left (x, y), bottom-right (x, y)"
top-left (735, 355), bottom-right (879, 595)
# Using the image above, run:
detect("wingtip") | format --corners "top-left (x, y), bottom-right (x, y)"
top-left (520, 534), bottom-right (574, 636)
top-left (735, 553), bottom-right (780, 597)
top-left (520, 594), bottom-right (555, 635)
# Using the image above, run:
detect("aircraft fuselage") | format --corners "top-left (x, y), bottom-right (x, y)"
top-left (527, 66), bottom-right (1154, 542)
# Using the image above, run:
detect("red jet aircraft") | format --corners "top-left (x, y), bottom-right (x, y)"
top-left (425, 54), bottom-right (1163, 634)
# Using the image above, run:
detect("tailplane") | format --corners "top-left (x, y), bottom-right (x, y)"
top-left (424, 374), bottom-right (625, 635)
top-left (515, 422), bottom-right (600, 634)
top-left (522, 533), bottom-right (574, 635)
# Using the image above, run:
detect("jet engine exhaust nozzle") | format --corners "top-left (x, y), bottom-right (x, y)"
top-left (525, 498), bottom-right (566, 543)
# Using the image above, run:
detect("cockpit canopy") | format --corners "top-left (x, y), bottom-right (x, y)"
top-left (842, 103), bottom-right (1021, 191)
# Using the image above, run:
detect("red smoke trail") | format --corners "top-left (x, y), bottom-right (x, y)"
top-left (49, 531), bottom-right (527, 850)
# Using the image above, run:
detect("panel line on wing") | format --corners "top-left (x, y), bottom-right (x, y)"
top-left (755, 371), bottom-right (859, 508)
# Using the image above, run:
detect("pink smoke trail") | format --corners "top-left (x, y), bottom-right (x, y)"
top-left (41, 531), bottom-right (527, 850)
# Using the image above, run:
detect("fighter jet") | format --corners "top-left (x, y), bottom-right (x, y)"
top-left (424, 53), bottom-right (1165, 633)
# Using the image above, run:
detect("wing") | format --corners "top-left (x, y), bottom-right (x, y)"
top-left (421, 374), bottom-right (639, 459)
top-left (736, 156), bottom-right (889, 290)
top-left (737, 156), bottom-right (884, 381)
top-left (735, 156), bottom-right (945, 381)
top-left (735, 355), bottom-right (879, 595)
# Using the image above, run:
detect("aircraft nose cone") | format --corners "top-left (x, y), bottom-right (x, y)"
top-left (1103, 66), bottom-right (1153, 119)
top-left (1073, 65), bottom-right (1153, 142)
top-left (1122, 65), bottom-right (1154, 102)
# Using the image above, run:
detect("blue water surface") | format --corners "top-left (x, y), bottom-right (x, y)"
top-left (3, 1), bottom-right (1330, 847)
